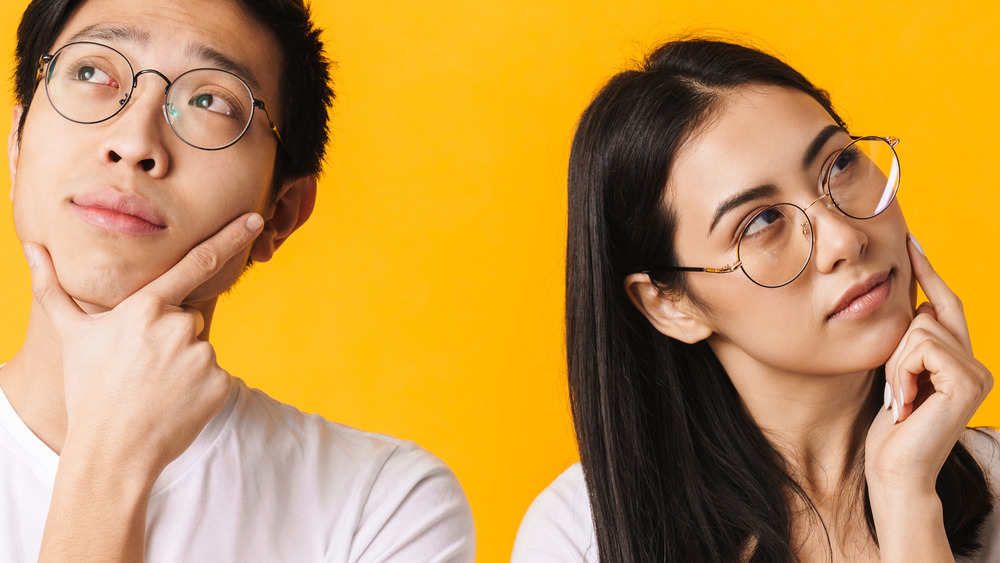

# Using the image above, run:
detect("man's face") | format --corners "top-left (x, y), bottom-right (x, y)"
top-left (8, 0), bottom-right (285, 312)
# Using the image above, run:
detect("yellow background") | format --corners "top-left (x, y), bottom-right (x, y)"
top-left (2, 1), bottom-right (999, 560)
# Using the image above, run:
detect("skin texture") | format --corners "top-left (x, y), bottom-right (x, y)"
top-left (2, 0), bottom-right (317, 559)
top-left (10, 0), bottom-right (289, 314)
top-left (625, 86), bottom-right (991, 561)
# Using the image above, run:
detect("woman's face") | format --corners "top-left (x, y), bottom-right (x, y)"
top-left (666, 85), bottom-right (915, 379)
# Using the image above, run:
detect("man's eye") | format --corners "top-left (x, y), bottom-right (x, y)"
top-left (189, 93), bottom-right (237, 118)
top-left (69, 64), bottom-right (116, 87)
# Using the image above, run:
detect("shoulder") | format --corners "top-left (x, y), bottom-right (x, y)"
top-left (232, 379), bottom-right (406, 453)
top-left (512, 463), bottom-right (598, 563)
top-left (228, 379), bottom-right (476, 562)
top-left (958, 427), bottom-right (1000, 563)
top-left (961, 427), bottom-right (1000, 483)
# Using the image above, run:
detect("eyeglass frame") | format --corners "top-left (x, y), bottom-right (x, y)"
top-left (35, 41), bottom-right (286, 152)
top-left (650, 135), bottom-right (901, 289)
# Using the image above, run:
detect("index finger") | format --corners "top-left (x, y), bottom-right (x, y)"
top-left (142, 213), bottom-right (265, 306)
top-left (908, 234), bottom-right (971, 349)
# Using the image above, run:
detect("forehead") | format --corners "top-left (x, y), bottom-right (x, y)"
top-left (53, 0), bottom-right (283, 104)
top-left (667, 85), bottom-right (841, 225)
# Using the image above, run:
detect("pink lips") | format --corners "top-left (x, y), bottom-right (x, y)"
top-left (71, 191), bottom-right (167, 235)
top-left (828, 270), bottom-right (892, 320)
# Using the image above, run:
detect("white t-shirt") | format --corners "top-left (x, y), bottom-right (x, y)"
top-left (0, 377), bottom-right (475, 562)
top-left (512, 429), bottom-right (1000, 562)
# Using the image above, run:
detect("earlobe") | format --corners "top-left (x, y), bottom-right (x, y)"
top-left (624, 272), bottom-right (713, 344)
top-left (8, 105), bottom-right (25, 200)
top-left (249, 175), bottom-right (317, 262)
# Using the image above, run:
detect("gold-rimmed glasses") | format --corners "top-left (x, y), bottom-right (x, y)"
top-left (657, 136), bottom-right (900, 288)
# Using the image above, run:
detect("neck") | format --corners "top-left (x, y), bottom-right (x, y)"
top-left (711, 340), bottom-right (879, 498)
top-left (0, 295), bottom-right (219, 455)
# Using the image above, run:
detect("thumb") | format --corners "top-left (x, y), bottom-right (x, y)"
top-left (23, 243), bottom-right (85, 326)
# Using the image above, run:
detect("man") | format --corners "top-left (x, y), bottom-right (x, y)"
top-left (2, 0), bottom-right (475, 560)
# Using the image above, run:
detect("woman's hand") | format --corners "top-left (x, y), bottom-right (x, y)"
top-left (866, 236), bottom-right (992, 490)
top-left (864, 235), bottom-right (992, 561)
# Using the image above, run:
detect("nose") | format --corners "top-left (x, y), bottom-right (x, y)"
top-left (99, 72), bottom-right (172, 177)
top-left (805, 195), bottom-right (868, 274)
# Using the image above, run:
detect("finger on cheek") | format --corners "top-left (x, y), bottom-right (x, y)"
top-left (907, 234), bottom-right (934, 283)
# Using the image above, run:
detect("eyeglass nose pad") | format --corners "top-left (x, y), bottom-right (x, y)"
top-left (802, 222), bottom-right (810, 237)
top-left (163, 102), bottom-right (177, 123)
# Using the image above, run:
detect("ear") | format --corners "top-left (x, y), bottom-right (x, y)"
top-left (249, 175), bottom-right (317, 262)
top-left (8, 105), bottom-right (25, 200)
top-left (624, 272), bottom-right (713, 344)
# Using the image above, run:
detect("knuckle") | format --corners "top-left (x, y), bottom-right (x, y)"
top-left (31, 283), bottom-right (53, 306)
top-left (187, 245), bottom-right (221, 274)
top-left (954, 296), bottom-right (965, 314)
top-left (907, 326), bottom-right (932, 343)
top-left (131, 294), bottom-right (163, 318)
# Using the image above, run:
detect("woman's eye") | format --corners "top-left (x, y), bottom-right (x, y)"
top-left (743, 207), bottom-right (784, 239)
top-left (829, 146), bottom-right (860, 184)
top-left (188, 93), bottom-right (237, 118)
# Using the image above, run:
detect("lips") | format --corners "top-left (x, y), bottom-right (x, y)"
top-left (71, 190), bottom-right (168, 235)
top-left (828, 270), bottom-right (892, 320)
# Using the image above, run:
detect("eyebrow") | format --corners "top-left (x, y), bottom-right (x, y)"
top-left (802, 124), bottom-right (846, 169)
top-left (65, 24), bottom-right (150, 46)
top-left (707, 124), bottom-right (848, 234)
top-left (187, 44), bottom-right (263, 92)
top-left (60, 24), bottom-right (262, 93)
top-left (709, 184), bottom-right (778, 234)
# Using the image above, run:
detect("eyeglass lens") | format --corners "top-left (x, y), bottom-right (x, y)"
top-left (737, 137), bottom-right (900, 288)
top-left (44, 42), bottom-right (257, 150)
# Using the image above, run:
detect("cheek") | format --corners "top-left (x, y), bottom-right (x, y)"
top-left (179, 154), bottom-right (274, 225)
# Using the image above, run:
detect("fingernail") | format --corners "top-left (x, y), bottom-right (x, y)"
top-left (891, 397), bottom-right (899, 423)
top-left (883, 382), bottom-right (892, 410)
top-left (22, 244), bottom-right (35, 268)
top-left (246, 213), bottom-right (264, 232)
top-left (908, 233), bottom-right (924, 255)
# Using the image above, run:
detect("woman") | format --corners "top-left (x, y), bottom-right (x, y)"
top-left (512, 39), bottom-right (997, 562)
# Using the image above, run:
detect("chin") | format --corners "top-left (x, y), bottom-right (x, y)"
top-left (63, 275), bottom-right (146, 313)
top-left (864, 309), bottom-right (914, 369)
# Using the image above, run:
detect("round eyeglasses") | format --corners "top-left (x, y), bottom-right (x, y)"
top-left (659, 136), bottom-right (901, 288)
top-left (37, 41), bottom-right (284, 151)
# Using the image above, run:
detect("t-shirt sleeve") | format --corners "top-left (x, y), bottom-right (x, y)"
top-left (511, 464), bottom-right (598, 563)
top-left (345, 443), bottom-right (475, 563)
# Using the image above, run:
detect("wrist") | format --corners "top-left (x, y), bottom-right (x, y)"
top-left (59, 431), bottom-right (165, 492)
top-left (869, 489), bottom-right (950, 562)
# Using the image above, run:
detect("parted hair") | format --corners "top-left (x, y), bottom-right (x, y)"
top-left (565, 38), bottom-right (992, 562)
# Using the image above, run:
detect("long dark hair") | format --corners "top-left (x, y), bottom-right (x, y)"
top-left (566, 38), bottom-right (992, 561)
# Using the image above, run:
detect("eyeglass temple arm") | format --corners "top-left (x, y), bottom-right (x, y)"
top-left (253, 99), bottom-right (286, 150)
top-left (851, 134), bottom-right (900, 148)
top-left (35, 54), bottom-right (53, 81)
top-left (655, 261), bottom-right (743, 275)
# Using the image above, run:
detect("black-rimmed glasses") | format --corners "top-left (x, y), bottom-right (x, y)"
top-left (656, 136), bottom-right (900, 288)
top-left (37, 41), bottom-right (284, 151)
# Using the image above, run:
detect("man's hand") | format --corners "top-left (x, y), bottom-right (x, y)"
top-left (31, 212), bottom-right (264, 562)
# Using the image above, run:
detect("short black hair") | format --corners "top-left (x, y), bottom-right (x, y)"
top-left (12, 0), bottom-right (335, 190)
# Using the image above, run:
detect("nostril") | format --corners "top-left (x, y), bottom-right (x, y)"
top-left (140, 159), bottom-right (155, 172)
top-left (109, 150), bottom-right (122, 163)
